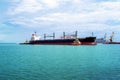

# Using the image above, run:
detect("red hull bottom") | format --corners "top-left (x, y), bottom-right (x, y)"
top-left (21, 42), bottom-right (97, 45)
top-left (104, 42), bottom-right (120, 44)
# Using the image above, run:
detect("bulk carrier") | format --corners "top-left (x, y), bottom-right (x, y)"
top-left (104, 32), bottom-right (120, 44)
top-left (20, 31), bottom-right (96, 45)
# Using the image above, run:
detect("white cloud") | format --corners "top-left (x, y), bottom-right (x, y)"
top-left (42, 0), bottom-right (61, 9)
top-left (10, 0), bottom-right (21, 2)
top-left (9, 0), bottom-right (43, 15)
top-left (1, 0), bottom-right (120, 42)
top-left (73, 0), bottom-right (81, 3)
top-left (99, 1), bottom-right (120, 11)
top-left (0, 23), bottom-right (6, 27)
top-left (7, 0), bottom-right (120, 31)
top-left (8, 17), bottom-right (36, 27)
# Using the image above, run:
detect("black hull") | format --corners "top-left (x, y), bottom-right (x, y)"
top-left (21, 37), bottom-right (96, 45)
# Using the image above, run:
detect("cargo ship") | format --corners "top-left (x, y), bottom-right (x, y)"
top-left (20, 31), bottom-right (96, 45)
top-left (104, 32), bottom-right (120, 44)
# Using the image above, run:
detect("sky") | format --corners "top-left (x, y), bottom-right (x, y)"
top-left (0, 0), bottom-right (120, 43)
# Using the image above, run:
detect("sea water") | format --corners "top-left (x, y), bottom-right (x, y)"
top-left (0, 43), bottom-right (120, 80)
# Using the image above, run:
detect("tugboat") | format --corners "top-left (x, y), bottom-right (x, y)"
top-left (20, 31), bottom-right (96, 45)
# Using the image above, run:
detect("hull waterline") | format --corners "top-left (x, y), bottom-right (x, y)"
top-left (104, 42), bottom-right (120, 44)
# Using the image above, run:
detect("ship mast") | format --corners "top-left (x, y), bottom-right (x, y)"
top-left (75, 31), bottom-right (78, 38)
top-left (91, 32), bottom-right (94, 37)
top-left (44, 33), bottom-right (55, 40)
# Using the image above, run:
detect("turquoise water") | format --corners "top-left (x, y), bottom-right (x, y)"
top-left (0, 43), bottom-right (120, 80)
